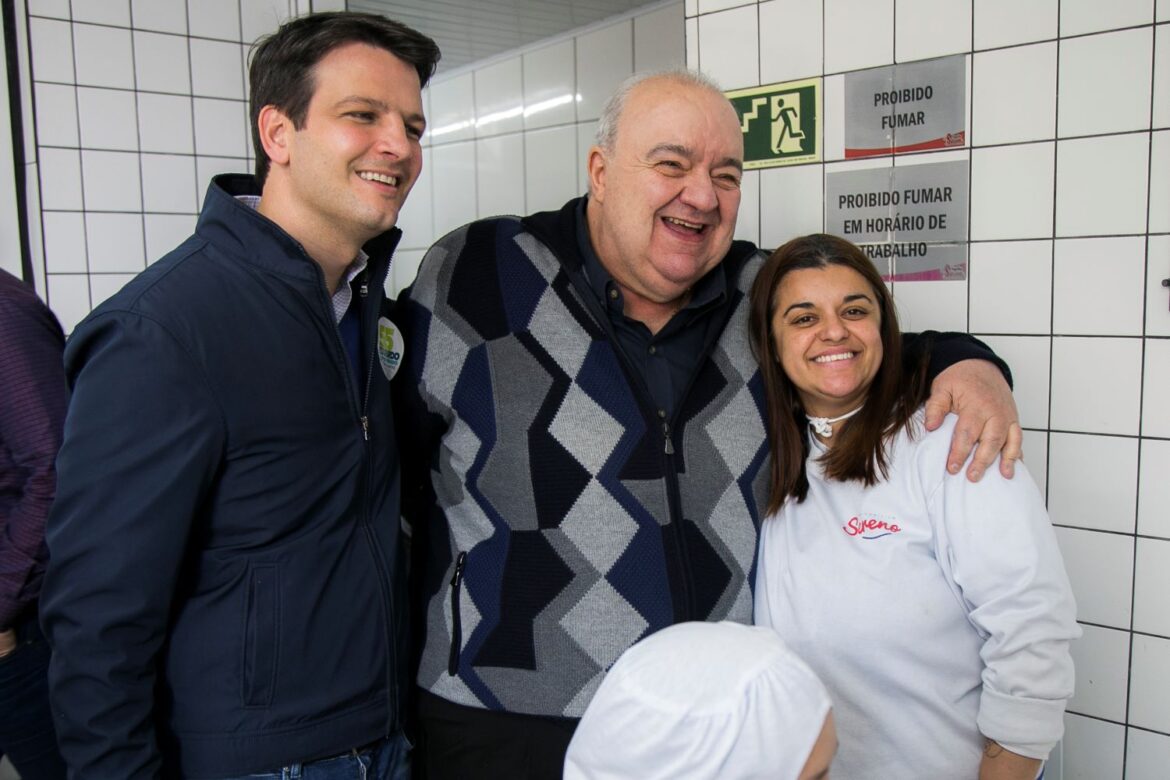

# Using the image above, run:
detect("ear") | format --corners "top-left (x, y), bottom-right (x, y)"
top-left (586, 145), bottom-right (607, 203)
top-left (257, 104), bottom-right (293, 168)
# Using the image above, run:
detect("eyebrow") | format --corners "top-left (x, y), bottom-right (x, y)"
top-left (646, 143), bottom-right (743, 172)
top-left (781, 292), bottom-right (873, 317)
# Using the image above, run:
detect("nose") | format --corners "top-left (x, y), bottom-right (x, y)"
top-left (678, 170), bottom-right (719, 213)
top-left (377, 116), bottom-right (414, 160)
top-left (819, 313), bottom-right (848, 341)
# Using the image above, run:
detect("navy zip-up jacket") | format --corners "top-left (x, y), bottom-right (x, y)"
top-left (41, 175), bottom-right (407, 779)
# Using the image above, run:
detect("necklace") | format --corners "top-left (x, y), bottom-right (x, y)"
top-left (806, 405), bottom-right (863, 438)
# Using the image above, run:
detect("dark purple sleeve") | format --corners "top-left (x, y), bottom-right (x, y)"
top-left (0, 281), bottom-right (68, 630)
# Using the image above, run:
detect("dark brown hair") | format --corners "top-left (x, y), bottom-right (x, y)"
top-left (248, 12), bottom-right (441, 187)
top-left (748, 234), bottom-right (929, 514)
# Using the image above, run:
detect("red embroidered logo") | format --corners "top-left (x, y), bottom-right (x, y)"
top-left (843, 515), bottom-right (902, 539)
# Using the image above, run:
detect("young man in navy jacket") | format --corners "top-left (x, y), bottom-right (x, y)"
top-left (40, 13), bottom-right (438, 779)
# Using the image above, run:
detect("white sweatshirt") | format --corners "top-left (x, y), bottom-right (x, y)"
top-left (754, 412), bottom-right (1079, 779)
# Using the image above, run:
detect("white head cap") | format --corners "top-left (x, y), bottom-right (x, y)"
top-left (564, 621), bottom-right (832, 780)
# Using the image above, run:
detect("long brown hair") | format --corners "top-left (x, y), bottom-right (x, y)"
top-left (748, 234), bottom-right (929, 514)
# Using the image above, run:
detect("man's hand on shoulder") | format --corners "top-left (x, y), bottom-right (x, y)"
top-left (923, 359), bottom-right (1022, 482)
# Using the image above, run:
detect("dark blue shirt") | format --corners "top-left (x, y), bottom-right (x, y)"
top-left (574, 198), bottom-right (730, 420)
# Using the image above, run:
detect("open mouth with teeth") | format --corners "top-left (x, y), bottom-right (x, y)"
top-left (662, 215), bottom-right (708, 235)
top-left (813, 351), bottom-right (856, 364)
top-left (358, 171), bottom-right (399, 187)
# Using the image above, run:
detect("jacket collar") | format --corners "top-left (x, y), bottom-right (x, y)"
top-left (196, 173), bottom-right (402, 286)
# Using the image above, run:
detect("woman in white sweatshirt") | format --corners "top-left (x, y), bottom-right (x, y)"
top-left (748, 234), bottom-right (1079, 780)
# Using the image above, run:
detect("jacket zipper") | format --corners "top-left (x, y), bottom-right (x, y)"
top-left (315, 263), bottom-right (400, 735)
top-left (448, 551), bottom-right (467, 676)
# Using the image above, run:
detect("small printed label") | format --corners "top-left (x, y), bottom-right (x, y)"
top-left (842, 515), bottom-right (902, 540)
top-left (377, 316), bottom-right (403, 381)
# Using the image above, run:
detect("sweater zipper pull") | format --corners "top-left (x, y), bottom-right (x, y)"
top-left (663, 422), bottom-right (674, 455)
top-left (361, 415), bottom-right (370, 441)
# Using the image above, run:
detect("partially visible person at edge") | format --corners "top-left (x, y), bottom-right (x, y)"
top-left (564, 621), bottom-right (836, 780)
top-left (39, 12), bottom-right (439, 780)
top-left (750, 233), bottom-right (1079, 779)
top-left (0, 268), bottom-right (68, 780)
top-left (394, 67), bottom-right (1022, 779)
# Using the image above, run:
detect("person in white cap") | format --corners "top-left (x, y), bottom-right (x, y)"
top-left (564, 621), bottom-right (836, 780)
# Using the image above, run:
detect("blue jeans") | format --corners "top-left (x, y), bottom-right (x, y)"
top-left (0, 615), bottom-right (66, 779)
top-left (217, 731), bottom-right (411, 780)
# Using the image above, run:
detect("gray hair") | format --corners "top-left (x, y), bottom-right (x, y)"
top-left (593, 68), bottom-right (726, 153)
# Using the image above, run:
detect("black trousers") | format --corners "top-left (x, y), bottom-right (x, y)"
top-left (416, 689), bottom-right (579, 780)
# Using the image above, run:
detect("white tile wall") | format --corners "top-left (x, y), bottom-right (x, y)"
top-left (30, 19), bottom-right (75, 83)
top-left (1050, 337), bottom-right (1142, 435)
top-left (1060, 0), bottom-right (1155, 37)
top-left (190, 38), bottom-right (246, 100)
top-left (824, 0), bottom-right (893, 73)
top-left (81, 150), bottom-right (142, 211)
top-left (1052, 237), bottom-right (1146, 336)
top-left (1138, 438), bottom-right (1170, 539)
top-left (1145, 235), bottom-right (1170, 337)
top-left (133, 31), bottom-right (193, 94)
top-left (973, 0), bottom-right (1058, 50)
top-left (1134, 537), bottom-right (1170, 636)
top-left (633, 3), bottom-right (685, 71)
top-left (34, 83), bottom-right (79, 147)
top-left (972, 43), bottom-right (1057, 146)
top-left (131, 0), bottom-right (187, 35)
top-left (72, 0), bottom-right (130, 27)
top-left (430, 140), bottom-right (477, 239)
top-left (1142, 339), bottom-right (1170, 436)
top-left (137, 93), bottom-right (194, 155)
top-left (77, 88), bottom-right (138, 151)
top-left (1048, 433), bottom-right (1139, 533)
top-left (428, 72), bottom-right (475, 144)
top-left (473, 57), bottom-right (523, 138)
top-left (525, 125), bottom-right (581, 214)
top-left (189, 0), bottom-right (242, 41)
top-left (476, 133), bottom-right (525, 218)
top-left (1055, 526), bottom-right (1135, 628)
top-left (1155, 24), bottom-right (1169, 127)
top-left (1129, 634), bottom-right (1170, 733)
top-left (522, 41), bottom-right (576, 131)
top-left (1062, 713), bottom-right (1125, 780)
top-left (84, 213), bottom-right (145, 273)
top-left (1055, 134), bottom-right (1149, 238)
top-left (1021, 429), bottom-right (1049, 493)
top-left (1150, 133), bottom-right (1169, 233)
top-left (143, 213), bottom-right (196, 262)
top-left (73, 24), bottom-right (135, 89)
top-left (697, 4), bottom-right (758, 88)
top-left (895, 0), bottom-right (971, 62)
top-left (759, 163), bottom-right (823, 247)
top-left (970, 143), bottom-right (1055, 240)
top-left (969, 240), bottom-right (1053, 334)
top-left (1067, 623), bottom-right (1131, 721)
top-left (141, 154), bottom-right (198, 214)
top-left (1127, 728), bottom-right (1170, 779)
top-left (575, 22), bottom-right (632, 123)
top-left (893, 280), bottom-right (968, 332)
top-left (1057, 28), bottom-right (1153, 137)
top-left (758, 0), bottom-right (821, 83)
top-left (41, 211), bottom-right (87, 273)
top-left (735, 169), bottom-right (759, 244)
top-left (89, 273), bottom-right (137, 309)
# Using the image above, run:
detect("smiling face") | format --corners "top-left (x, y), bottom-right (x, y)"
top-left (258, 42), bottom-right (425, 267)
top-left (586, 77), bottom-right (743, 324)
top-left (771, 264), bottom-right (884, 419)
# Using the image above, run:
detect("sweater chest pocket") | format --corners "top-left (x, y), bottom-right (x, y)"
top-left (242, 563), bottom-right (280, 707)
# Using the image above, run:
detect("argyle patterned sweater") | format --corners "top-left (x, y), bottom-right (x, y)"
top-left (396, 197), bottom-right (770, 718)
